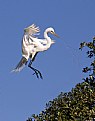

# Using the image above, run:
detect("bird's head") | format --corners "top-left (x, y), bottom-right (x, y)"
top-left (46, 27), bottom-right (60, 38)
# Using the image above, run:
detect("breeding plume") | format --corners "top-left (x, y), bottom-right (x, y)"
top-left (12, 24), bottom-right (59, 79)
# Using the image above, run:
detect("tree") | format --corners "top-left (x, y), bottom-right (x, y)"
top-left (26, 37), bottom-right (95, 121)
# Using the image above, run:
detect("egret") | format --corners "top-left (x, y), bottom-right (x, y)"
top-left (12, 24), bottom-right (59, 79)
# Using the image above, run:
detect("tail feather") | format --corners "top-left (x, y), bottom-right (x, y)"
top-left (12, 57), bottom-right (27, 72)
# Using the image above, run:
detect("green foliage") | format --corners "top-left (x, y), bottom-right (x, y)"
top-left (79, 37), bottom-right (95, 77)
top-left (30, 81), bottom-right (95, 121)
top-left (27, 37), bottom-right (95, 121)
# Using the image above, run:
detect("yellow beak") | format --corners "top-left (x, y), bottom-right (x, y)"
top-left (52, 32), bottom-right (60, 38)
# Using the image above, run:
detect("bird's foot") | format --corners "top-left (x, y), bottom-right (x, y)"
top-left (28, 64), bottom-right (43, 79)
top-left (32, 69), bottom-right (43, 79)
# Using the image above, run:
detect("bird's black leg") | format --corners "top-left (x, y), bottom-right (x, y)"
top-left (28, 60), bottom-right (43, 79)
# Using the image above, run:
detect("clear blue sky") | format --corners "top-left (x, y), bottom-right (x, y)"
top-left (0, 0), bottom-right (95, 121)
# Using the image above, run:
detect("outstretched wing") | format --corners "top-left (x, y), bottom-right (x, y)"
top-left (24, 24), bottom-right (40, 37)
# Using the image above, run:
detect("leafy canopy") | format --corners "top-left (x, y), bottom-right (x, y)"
top-left (27, 37), bottom-right (95, 121)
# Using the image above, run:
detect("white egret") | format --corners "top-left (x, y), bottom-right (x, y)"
top-left (12, 24), bottom-right (59, 79)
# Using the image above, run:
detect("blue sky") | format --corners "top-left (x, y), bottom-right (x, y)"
top-left (0, 0), bottom-right (95, 121)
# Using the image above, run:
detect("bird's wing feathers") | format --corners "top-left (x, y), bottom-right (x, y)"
top-left (38, 39), bottom-right (47, 45)
top-left (24, 24), bottom-right (40, 37)
top-left (12, 57), bottom-right (27, 72)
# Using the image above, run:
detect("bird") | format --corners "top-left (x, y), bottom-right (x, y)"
top-left (12, 24), bottom-right (59, 79)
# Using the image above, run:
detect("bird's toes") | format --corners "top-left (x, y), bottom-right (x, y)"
top-left (39, 72), bottom-right (43, 79)
top-left (32, 70), bottom-right (43, 79)
top-left (32, 71), bottom-right (39, 79)
top-left (36, 70), bottom-right (43, 79)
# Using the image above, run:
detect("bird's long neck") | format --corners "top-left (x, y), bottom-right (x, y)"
top-left (44, 31), bottom-right (50, 40)
top-left (43, 31), bottom-right (51, 50)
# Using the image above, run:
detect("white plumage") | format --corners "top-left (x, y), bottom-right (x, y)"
top-left (12, 24), bottom-right (59, 79)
